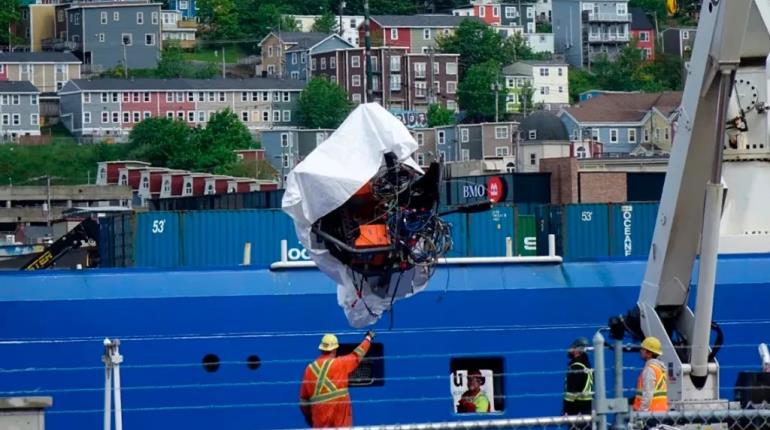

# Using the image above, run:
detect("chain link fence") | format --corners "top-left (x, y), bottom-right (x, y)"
top-left (628, 408), bottom-right (770, 430)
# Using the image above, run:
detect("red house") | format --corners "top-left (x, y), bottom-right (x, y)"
top-left (630, 8), bottom-right (655, 61)
top-left (358, 15), bottom-right (482, 53)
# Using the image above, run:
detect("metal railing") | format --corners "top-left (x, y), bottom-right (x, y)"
top-left (586, 13), bottom-right (631, 22)
top-left (587, 33), bottom-right (630, 42)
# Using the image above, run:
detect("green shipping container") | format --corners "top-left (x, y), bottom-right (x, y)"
top-left (516, 214), bottom-right (537, 256)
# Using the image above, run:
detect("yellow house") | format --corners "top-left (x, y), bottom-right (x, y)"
top-left (0, 52), bottom-right (81, 94)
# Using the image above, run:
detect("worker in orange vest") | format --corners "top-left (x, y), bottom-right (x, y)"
top-left (632, 336), bottom-right (669, 412)
top-left (299, 330), bottom-right (374, 428)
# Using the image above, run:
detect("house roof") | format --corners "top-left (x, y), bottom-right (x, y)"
top-left (61, 78), bottom-right (306, 92)
top-left (630, 8), bottom-right (654, 31)
top-left (502, 61), bottom-right (567, 75)
top-left (564, 91), bottom-right (682, 123)
top-left (0, 52), bottom-right (81, 64)
top-left (69, 1), bottom-right (161, 9)
top-left (279, 32), bottom-right (328, 44)
top-left (285, 34), bottom-right (353, 53)
top-left (0, 81), bottom-right (40, 93)
top-left (520, 110), bottom-right (569, 141)
top-left (370, 14), bottom-right (483, 28)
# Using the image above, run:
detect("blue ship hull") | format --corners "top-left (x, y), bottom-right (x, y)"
top-left (1, 255), bottom-right (768, 429)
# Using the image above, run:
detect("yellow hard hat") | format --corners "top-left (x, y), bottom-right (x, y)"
top-left (641, 336), bottom-right (662, 356)
top-left (318, 334), bottom-right (339, 351)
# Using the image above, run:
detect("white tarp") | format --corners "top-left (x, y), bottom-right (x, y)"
top-left (282, 103), bottom-right (429, 328)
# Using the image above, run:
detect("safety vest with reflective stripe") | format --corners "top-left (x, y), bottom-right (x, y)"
top-left (308, 358), bottom-right (349, 404)
top-left (564, 362), bottom-right (594, 402)
top-left (633, 360), bottom-right (668, 412)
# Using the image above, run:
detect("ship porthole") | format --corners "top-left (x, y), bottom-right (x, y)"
top-left (202, 354), bottom-right (220, 373)
top-left (246, 355), bottom-right (261, 370)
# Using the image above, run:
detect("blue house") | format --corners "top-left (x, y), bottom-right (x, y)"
top-left (169, 0), bottom-right (196, 19)
top-left (283, 34), bottom-right (354, 81)
top-left (559, 92), bottom-right (681, 156)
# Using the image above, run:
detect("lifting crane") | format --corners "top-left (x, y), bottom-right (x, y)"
top-left (609, 0), bottom-right (770, 409)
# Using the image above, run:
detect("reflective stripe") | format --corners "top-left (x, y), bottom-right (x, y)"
top-left (564, 362), bottom-right (594, 402)
top-left (353, 347), bottom-right (366, 356)
top-left (308, 359), bottom-right (349, 404)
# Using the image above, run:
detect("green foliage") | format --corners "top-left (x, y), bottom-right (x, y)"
top-left (126, 110), bottom-right (253, 173)
top-left (156, 44), bottom-right (218, 78)
top-left (426, 104), bottom-right (455, 127)
top-left (312, 11), bottom-right (339, 34)
top-left (0, 0), bottom-right (21, 47)
top-left (457, 61), bottom-right (507, 122)
top-left (0, 141), bottom-right (128, 185)
top-left (297, 77), bottom-right (352, 129)
top-left (191, 109), bottom-right (253, 173)
top-left (223, 159), bottom-right (277, 180)
top-left (519, 81), bottom-right (535, 114)
top-left (126, 118), bottom-right (197, 169)
top-left (567, 68), bottom-right (597, 103)
top-left (198, 0), bottom-right (242, 40)
top-left (536, 22), bottom-right (552, 33)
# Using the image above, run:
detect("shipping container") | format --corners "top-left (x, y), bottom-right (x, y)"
top-left (134, 212), bottom-right (182, 268)
top-left (149, 190), bottom-right (286, 211)
top-left (181, 210), bottom-right (299, 268)
top-left (442, 173), bottom-right (551, 208)
top-left (563, 204), bottom-right (610, 260)
top-left (515, 214), bottom-right (536, 256)
top-left (99, 213), bottom-right (134, 268)
top-left (442, 212), bottom-right (468, 258)
top-left (467, 206), bottom-right (515, 257)
top-left (626, 173), bottom-right (666, 202)
top-left (609, 202), bottom-right (659, 258)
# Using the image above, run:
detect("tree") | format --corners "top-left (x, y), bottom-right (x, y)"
top-left (126, 118), bottom-right (197, 169)
top-left (192, 109), bottom-right (253, 173)
top-left (457, 61), bottom-right (507, 122)
top-left (156, 43), bottom-right (186, 78)
top-left (426, 103), bottom-right (455, 127)
top-left (312, 12), bottom-right (338, 34)
top-left (567, 68), bottom-right (598, 103)
top-left (0, 0), bottom-right (20, 48)
top-left (437, 20), bottom-right (511, 78)
top-left (297, 77), bottom-right (352, 129)
top-left (224, 159), bottom-right (277, 180)
top-left (198, 0), bottom-right (242, 40)
top-left (519, 81), bottom-right (535, 114)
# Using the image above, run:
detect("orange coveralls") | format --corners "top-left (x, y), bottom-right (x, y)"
top-left (300, 338), bottom-right (371, 428)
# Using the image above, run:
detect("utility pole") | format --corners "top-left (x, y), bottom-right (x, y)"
top-left (338, 1), bottom-right (346, 37)
top-left (46, 175), bottom-right (51, 228)
top-left (491, 81), bottom-right (502, 122)
top-left (122, 44), bottom-right (128, 79)
top-left (222, 46), bottom-right (226, 78)
top-left (428, 46), bottom-right (435, 105)
top-left (363, 0), bottom-right (373, 103)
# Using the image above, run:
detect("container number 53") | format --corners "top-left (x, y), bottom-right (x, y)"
top-left (581, 211), bottom-right (593, 222)
top-left (151, 219), bottom-right (166, 234)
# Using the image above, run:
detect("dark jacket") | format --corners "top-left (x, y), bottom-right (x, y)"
top-left (563, 354), bottom-right (593, 415)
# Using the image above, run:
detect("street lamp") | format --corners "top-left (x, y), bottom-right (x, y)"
top-left (490, 82), bottom-right (503, 122)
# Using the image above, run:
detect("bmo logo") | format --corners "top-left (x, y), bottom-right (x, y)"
top-left (461, 176), bottom-right (507, 203)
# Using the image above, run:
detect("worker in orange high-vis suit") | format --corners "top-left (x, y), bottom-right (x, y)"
top-left (299, 330), bottom-right (374, 428)
top-left (632, 336), bottom-right (669, 412)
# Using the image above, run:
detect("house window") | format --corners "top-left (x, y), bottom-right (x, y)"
top-left (144, 92), bottom-right (151, 102)
top-left (665, 127), bottom-right (670, 139)
top-left (628, 129), bottom-right (636, 143)
top-left (461, 149), bottom-right (470, 161)
top-left (0, 114), bottom-right (8, 125)
top-left (528, 130), bottom-right (537, 140)
top-left (268, 46), bottom-right (273, 57)
top-left (558, 68), bottom-right (563, 76)
top-left (479, 5), bottom-right (486, 17)
top-left (417, 153), bottom-right (425, 165)
top-left (123, 92), bottom-right (131, 103)
top-left (145, 111), bottom-right (151, 119)
top-left (609, 129), bottom-right (618, 143)
top-left (102, 112), bottom-right (109, 123)
top-left (241, 92), bottom-right (248, 102)
top-left (446, 62), bottom-right (457, 75)
top-left (282, 110), bottom-right (291, 122)
top-left (351, 56), bottom-right (360, 68)
top-left (530, 153), bottom-right (537, 165)
top-left (292, 53), bottom-right (297, 64)
top-left (438, 130), bottom-right (446, 145)
top-left (219, 92), bottom-right (226, 101)
top-left (187, 111), bottom-right (195, 122)
top-left (283, 92), bottom-right (291, 102)
top-left (311, 58), bottom-right (316, 70)
top-left (390, 74), bottom-right (401, 91)
top-left (123, 112), bottom-right (130, 123)
top-left (152, 12), bottom-right (158, 25)
top-left (241, 111), bottom-right (249, 122)
top-left (434, 62), bottom-right (440, 75)
top-left (113, 12), bottom-right (120, 21)
top-left (460, 128), bottom-right (469, 142)
top-left (495, 147), bottom-right (510, 156)
top-left (273, 110), bottom-right (281, 122)
top-left (282, 154), bottom-right (290, 168)
top-left (133, 112), bottom-right (141, 122)
top-left (492, 5), bottom-right (499, 17)
top-left (184, 182), bottom-right (192, 195)
top-left (112, 112), bottom-right (120, 123)
top-left (179, 0), bottom-right (189, 9)
top-left (273, 91), bottom-right (280, 102)
top-left (505, 6), bottom-right (515, 18)
top-left (423, 28), bottom-right (431, 40)
top-left (137, 12), bottom-right (144, 24)
top-left (145, 34), bottom-right (156, 46)
top-left (616, 3), bottom-right (627, 15)
top-left (390, 28), bottom-right (398, 40)
top-left (330, 57), bottom-right (336, 68)
top-left (177, 111), bottom-right (184, 119)
top-left (132, 92), bottom-right (140, 102)
top-left (591, 128), bottom-right (599, 140)
top-left (414, 62), bottom-right (426, 78)
top-left (682, 31), bottom-right (689, 40)
top-left (390, 56), bottom-right (401, 72)
top-left (30, 95), bottom-right (38, 105)
top-left (320, 57), bottom-right (326, 70)
top-left (352, 93), bottom-right (362, 103)
top-left (643, 128), bottom-right (650, 142)
top-left (84, 112), bottom-right (92, 124)
top-left (639, 31), bottom-right (649, 41)
top-left (495, 126), bottom-right (509, 139)
top-left (187, 92), bottom-right (194, 102)
top-left (540, 68), bottom-right (549, 76)
top-left (101, 11), bottom-right (108, 24)
top-left (415, 82), bottom-right (426, 97)
top-left (122, 34), bottom-right (133, 46)
top-left (166, 111), bottom-right (174, 119)
top-left (416, 132), bottom-right (424, 146)
top-left (30, 114), bottom-right (39, 126)
top-left (540, 86), bottom-right (549, 95)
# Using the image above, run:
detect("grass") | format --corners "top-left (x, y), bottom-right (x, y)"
top-left (182, 45), bottom-right (247, 64)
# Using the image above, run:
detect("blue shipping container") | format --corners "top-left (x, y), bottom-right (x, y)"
top-left (564, 204), bottom-right (610, 260)
top-left (442, 212), bottom-right (468, 258)
top-left (609, 202), bottom-right (659, 258)
top-left (134, 212), bottom-right (182, 268)
top-left (182, 209), bottom-right (300, 268)
top-left (468, 207), bottom-right (515, 257)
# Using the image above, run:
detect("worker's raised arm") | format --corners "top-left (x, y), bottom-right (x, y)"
top-left (339, 331), bottom-right (375, 372)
